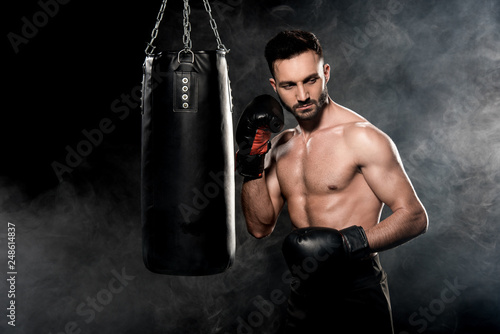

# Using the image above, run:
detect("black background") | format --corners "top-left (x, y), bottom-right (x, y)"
top-left (2, 0), bottom-right (500, 333)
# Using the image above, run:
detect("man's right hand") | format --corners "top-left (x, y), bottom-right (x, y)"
top-left (236, 94), bottom-right (284, 179)
top-left (282, 226), bottom-right (371, 264)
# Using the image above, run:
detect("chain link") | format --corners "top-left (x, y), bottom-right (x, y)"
top-left (145, 0), bottom-right (229, 55)
top-left (182, 0), bottom-right (192, 52)
top-left (145, 0), bottom-right (168, 55)
top-left (202, 0), bottom-right (229, 52)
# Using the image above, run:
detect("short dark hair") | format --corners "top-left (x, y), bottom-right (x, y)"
top-left (264, 30), bottom-right (323, 77)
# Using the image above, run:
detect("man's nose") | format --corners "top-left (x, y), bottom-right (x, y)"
top-left (296, 84), bottom-right (309, 102)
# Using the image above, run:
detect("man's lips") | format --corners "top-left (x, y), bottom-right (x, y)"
top-left (296, 104), bottom-right (313, 110)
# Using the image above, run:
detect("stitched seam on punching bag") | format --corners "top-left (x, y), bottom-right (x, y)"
top-left (216, 51), bottom-right (236, 268)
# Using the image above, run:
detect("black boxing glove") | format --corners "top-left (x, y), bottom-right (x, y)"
top-left (282, 226), bottom-right (371, 278)
top-left (338, 225), bottom-right (371, 260)
top-left (235, 94), bottom-right (284, 179)
top-left (282, 226), bottom-right (371, 294)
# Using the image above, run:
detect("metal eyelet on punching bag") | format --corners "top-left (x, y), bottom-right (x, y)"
top-left (141, 0), bottom-right (235, 275)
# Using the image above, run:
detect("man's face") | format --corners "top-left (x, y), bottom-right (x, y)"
top-left (270, 50), bottom-right (330, 121)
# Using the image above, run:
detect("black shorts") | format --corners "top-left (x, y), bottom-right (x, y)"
top-left (284, 254), bottom-right (394, 334)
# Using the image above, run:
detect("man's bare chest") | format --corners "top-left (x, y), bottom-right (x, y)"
top-left (274, 134), bottom-right (360, 196)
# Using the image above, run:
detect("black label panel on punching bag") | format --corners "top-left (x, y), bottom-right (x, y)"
top-left (174, 70), bottom-right (198, 112)
top-left (141, 50), bottom-right (235, 275)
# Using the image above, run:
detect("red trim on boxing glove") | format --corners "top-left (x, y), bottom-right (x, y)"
top-left (249, 128), bottom-right (271, 155)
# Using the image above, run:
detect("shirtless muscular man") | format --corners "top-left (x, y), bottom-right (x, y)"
top-left (236, 30), bottom-right (428, 333)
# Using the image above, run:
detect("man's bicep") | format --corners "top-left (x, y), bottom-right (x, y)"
top-left (359, 132), bottom-right (418, 210)
top-left (264, 133), bottom-right (287, 219)
top-left (264, 160), bottom-right (285, 220)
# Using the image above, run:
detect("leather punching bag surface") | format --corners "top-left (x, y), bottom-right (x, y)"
top-left (141, 50), bottom-right (235, 275)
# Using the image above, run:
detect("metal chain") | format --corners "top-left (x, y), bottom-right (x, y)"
top-left (202, 0), bottom-right (229, 52)
top-left (145, 0), bottom-right (168, 55)
top-left (182, 0), bottom-right (192, 52)
top-left (145, 0), bottom-right (229, 55)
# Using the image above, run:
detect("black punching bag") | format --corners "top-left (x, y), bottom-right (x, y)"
top-left (141, 49), bottom-right (235, 275)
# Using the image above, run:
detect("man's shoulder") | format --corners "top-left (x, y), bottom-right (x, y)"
top-left (271, 128), bottom-right (296, 147)
top-left (266, 128), bottom-right (295, 166)
top-left (326, 103), bottom-right (386, 141)
top-left (342, 121), bottom-right (390, 145)
top-left (341, 121), bottom-right (398, 166)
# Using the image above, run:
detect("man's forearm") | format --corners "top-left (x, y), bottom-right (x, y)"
top-left (241, 177), bottom-right (277, 238)
top-left (365, 206), bottom-right (428, 252)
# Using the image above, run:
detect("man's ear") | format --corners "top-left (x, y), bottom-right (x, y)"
top-left (269, 78), bottom-right (277, 92)
top-left (324, 64), bottom-right (331, 84)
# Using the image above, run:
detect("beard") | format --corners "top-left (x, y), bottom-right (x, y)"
top-left (278, 86), bottom-right (329, 121)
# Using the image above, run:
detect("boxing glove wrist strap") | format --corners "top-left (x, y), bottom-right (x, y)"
top-left (236, 152), bottom-right (265, 179)
top-left (339, 226), bottom-right (371, 260)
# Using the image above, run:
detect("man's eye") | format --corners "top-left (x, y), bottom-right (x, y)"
top-left (308, 78), bottom-right (317, 84)
top-left (282, 85), bottom-right (293, 90)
